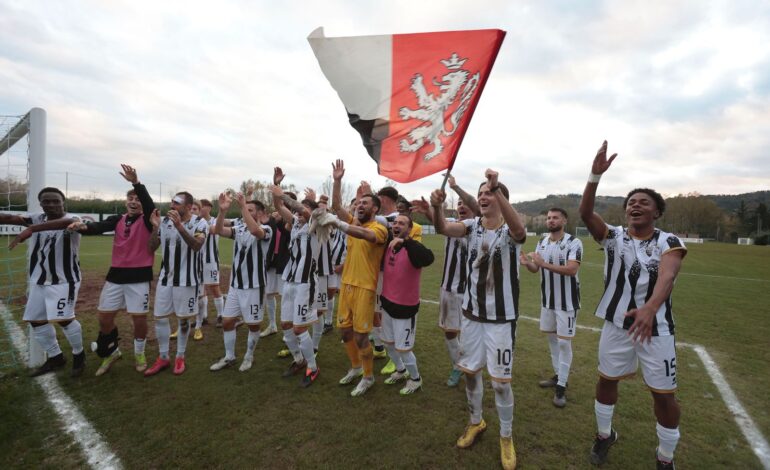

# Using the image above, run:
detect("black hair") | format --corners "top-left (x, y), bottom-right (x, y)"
top-left (624, 188), bottom-right (666, 216)
top-left (38, 187), bottom-right (65, 201)
top-left (548, 207), bottom-right (568, 219)
top-left (247, 200), bottom-right (266, 212)
top-left (301, 199), bottom-right (319, 211)
top-left (200, 199), bottom-right (213, 208)
top-left (361, 193), bottom-right (381, 211)
top-left (175, 191), bottom-right (194, 205)
top-left (377, 186), bottom-right (399, 202)
top-left (477, 182), bottom-right (510, 200)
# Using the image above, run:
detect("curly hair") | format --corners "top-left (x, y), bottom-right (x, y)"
top-left (624, 188), bottom-right (666, 216)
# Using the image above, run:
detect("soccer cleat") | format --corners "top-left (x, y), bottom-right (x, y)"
top-left (170, 329), bottom-right (178, 340)
top-left (144, 357), bottom-right (170, 377)
top-left (500, 436), bottom-right (517, 470)
top-left (656, 455), bottom-right (675, 470)
top-left (300, 367), bottom-right (320, 388)
top-left (210, 357), bottom-right (236, 371)
top-left (29, 353), bottom-right (66, 377)
top-left (456, 419), bottom-right (487, 449)
top-left (399, 377), bottom-right (422, 395)
top-left (215, 316), bottom-right (223, 328)
top-left (282, 359), bottom-right (307, 378)
top-left (590, 428), bottom-right (618, 465)
top-left (71, 351), bottom-right (86, 377)
top-left (373, 346), bottom-right (387, 359)
top-left (447, 369), bottom-right (463, 387)
top-left (538, 374), bottom-right (558, 388)
top-left (553, 384), bottom-right (567, 408)
top-left (350, 376), bottom-right (375, 397)
top-left (339, 367), bottom-right (363, 385)
top-left (384, 369), bottom-right (409, 385)
top-left (193, 328), bottom-right (203, 341)
top-left (259, 325), bottom-right (278, 338)
top-left (134, 353), bottom-right (147, 373)
top-left (322, 323), bottom-right (334, 335)
top-left (95, 349), bottom-right (122, 377)
top-left (239, 356), bottom-right (253, 372)
top-left (380, 359), bottom-right (396, 376)
top-left (277, 348), bottom-right (291, 358)
top-left (173, 357), bottom-right (186, 375)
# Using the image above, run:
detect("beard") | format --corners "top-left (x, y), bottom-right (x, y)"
top-left (548, 225), bottom-right (562, 233)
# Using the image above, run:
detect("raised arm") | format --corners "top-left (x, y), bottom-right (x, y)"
top-left (331, 159), bottom-right (352, 222)
top-left (448, 174), bottom-right (480, 216)
top-left (410, 197), bottom-right (434, 224)
top-left (120, 165), bottom-right (156, 230)
top-left (149, 209), bottom-right (161, 252)
top-left (486, 169), bottom-right (527, 243)
top-left (579, 140), bottom-right (617, 242)
top-left (236, 193), bottom-right (266, 239)
top-left (215, 192), bottom-right (234, 238)
top-left (430, 189), bottom-right (468, 238)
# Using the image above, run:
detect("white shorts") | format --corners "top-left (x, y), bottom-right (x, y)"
top-left (327, 273), bottom-right (340, 290)
top-left (315, 276), bottom-right (329, 311)
top-left (381, 312), bottom-right (417, 351)
top-left (374, 273), bottom-right (383, 313)
top-left (280, 282), bottom-right (318, 326)
top-left (539, 308), bottom-right (577, 339)
top-left (223, 288), bottom-right (263, 324)
top-left (457, 315), bottom-right (517, 382)
top-left (438, 289), bottom-right (463, 332)
top-left (98, 281), bottom-right (150, 314)
top-left (154, 284), bottom-right (198, 318)
top-left (202, 262), bottom-right (220, 285)
top-left (598, 321), bottom-right (677, 392)
top-left (23, 282), bottom-right (80, 323)
top-left (266, 268), bottom-right (284, 295)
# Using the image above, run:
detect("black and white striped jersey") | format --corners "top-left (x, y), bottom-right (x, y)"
top-left (282, 216), bottom-right (319, 284)
top-left (441, 219), bottom-right (468, 294)
top-left (330, 229), bottom-right (347, 267)
top-left (202, 217), bottom-right (219, 265)
top-left (24, 213), bottom-right (82, 286)
top-left (595, 224), bottom-right (687, 336)
top-left (535, 233), bottom-right (582, 311)
top-left (228, 219), bottom-right (273, 290)
top-left (462, 217), bottom-right (522, 323)
top-left (316, 233), bottom-right (335, 277)
top-left (158, 214), bottom-right (209, 287)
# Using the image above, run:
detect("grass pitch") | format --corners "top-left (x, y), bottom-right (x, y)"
top-left (1, 235), bottom-right (769, 469)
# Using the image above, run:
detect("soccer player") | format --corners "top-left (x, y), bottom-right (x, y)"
top-left (270, 168), bottom-right (321, 387)
top-left (144, 191), bottom-right (208, 376)
top-left (330, 160), bottom-right (388, 397)
top-left (431, 169), bottom-right (527, 470)
top-left (379, 214), bottom-right (434, 395)
top-left (196, 199), bottom-right (224, 338)
top-left (67, 164), bottom-right (156, 375)
top-left (396, 196), bottom-right (423, 240)
top-left (326, 203), bottom-right (347, 335)
top-left (520, 207), bottom-right (583, 407)
top-left (261, 204), bottom-right (290, 338)
top-left (311, 193), bottom-right (336, 352)
top-left (579, 141), bottom-right (686, 470)
top-left (3, 188), bottom-right (86, 377)
top-left (209, 192), bottom-right (272, 372)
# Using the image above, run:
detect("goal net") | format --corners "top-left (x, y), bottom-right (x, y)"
top-left (0, 108), bottom-right (46, 369)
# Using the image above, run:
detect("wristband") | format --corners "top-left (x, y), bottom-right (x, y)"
top-left (588, 172), bottom-right (602, 184)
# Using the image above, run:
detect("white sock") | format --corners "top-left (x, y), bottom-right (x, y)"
top-left (400, 350), bottom-right (420, 380)
top-left (213, 296), bottom-right (224, 317)
top-left (547, 333), bottom-right (559, 375)
top-left (245, 330), bottom-right (259, 358)
top-left (312, 317), bottom-right (323, 349)
top-left (197, 296), bottom-right (208, 327)
top-left (656, 422), bottom-right (680, 462)
top-left (134, 338), bottom-right (146, 355)
top-left (283, 328), bottom-right (301, 362)
top-left (492, 381), bottom-right (514, 437)
top-left (297, 331), bottom-right (317, 371)
top-left (33, 323), bottom-right (62, 357)
top-left (465, 372), bottom-right (484, 425)
top-left (384, 343), bottom-right (405, 371)
top-left (61, 320), bottom-right (84, 354)
top-left (445, 336), bottom-right (460, 368)
top-left (372, 326), bottom-right (384, 348)
top-left (557, 338), bottom-right (572, 386)
top-left (266, 296), bottom-right (276, 327)
top-left (223, 329), bottom-right (236, 360)
top-left (176, 318), bottom-right (190, 357)
top-left (595, 400), bottom-right (615, 437)
top-left (325, 297), bottom-right (335, 325)
top-left (155, 318), bottom-right (171, 360)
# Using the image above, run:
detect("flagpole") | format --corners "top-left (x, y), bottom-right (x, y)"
top-left (440, 171), bottom-right (451, 193)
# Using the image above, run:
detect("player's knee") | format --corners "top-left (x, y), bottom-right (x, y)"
top-left (491, 380), bottom-right (511, 395)
top-left (179, 319), bottom-right (190, 332)
top-left (280, 322), bottom-right (293, 330)
top-left (445, 331), bottom-right (458, 340)
top-left (557, 338), bottom-right (571, 350)
top-left (59, 319), bottom-right (72, 327)
top-left (30, 321), bottom-right (48, 328)
top-left (353, 332), bottom-right (369, 349)
top-left (96, 327), bottom-right (119, 358)
top-left (293, 326), bottom-right (307, 335)
top-left (340, 328), bottom-right (354, 342)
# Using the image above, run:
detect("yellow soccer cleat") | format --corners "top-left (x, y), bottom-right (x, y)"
top-left (456, 419), bottom-right (487, 449)
top-left (500, 436), bottom-right (517, 470)
top-left (170, 329), bottom-right (178, 340)
top-left (193, 328), bottom-right (203, 341)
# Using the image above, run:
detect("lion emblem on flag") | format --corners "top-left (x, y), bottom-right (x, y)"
top-left (399, 53), bottom-right (480, 161)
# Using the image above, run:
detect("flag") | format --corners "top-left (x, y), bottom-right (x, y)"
top-left (308, 27), bottom-right (505, 183)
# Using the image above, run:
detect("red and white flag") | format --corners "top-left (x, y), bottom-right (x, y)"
top-left (308, 27), bottom-right (505, 183)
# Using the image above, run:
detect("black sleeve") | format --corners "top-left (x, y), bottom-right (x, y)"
top-left (133, 183), bottom-right (156, 230)
top-left (83, 215), bottom-right (122, 235)
top-left (403, 239), bottom-right (434, 268)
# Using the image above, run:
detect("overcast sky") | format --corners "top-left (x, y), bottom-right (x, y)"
top-left (1, 0), bottom-right (768, 204)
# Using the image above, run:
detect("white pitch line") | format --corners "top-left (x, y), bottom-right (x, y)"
top-left (580, 261), bottom-right (769, 283)
top-left (421, 297), bottom-right (770, 468)
top-left (0, 302), bottom-right (123, 470)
